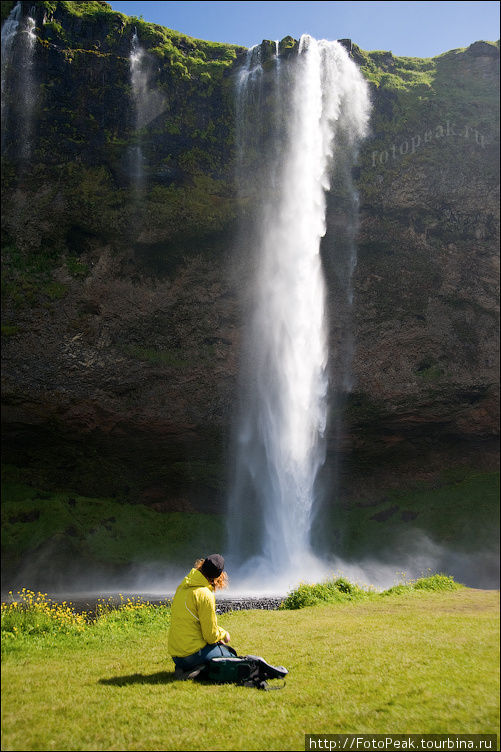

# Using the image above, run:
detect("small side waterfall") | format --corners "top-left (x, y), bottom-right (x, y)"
top-left (227, 36), bottom-right (371, 584)
top-left (128, 29), bottom-right (166, 204)
top-left (1, 1), bottom-right (22, 138)
top-left (1, 2), bottom-right (37, 159)
top-left (129, 29), bottom-right (146, 199)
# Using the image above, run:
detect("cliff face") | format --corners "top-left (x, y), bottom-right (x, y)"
top-left (2, 2), bottom-right (499, 525)
top-left (344, 40), bottom-right (500, 489)
top-left (2, 0), bottom-right (243, 511)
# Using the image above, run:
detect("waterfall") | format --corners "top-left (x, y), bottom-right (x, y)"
top-left (1, 1), bottom-right (22, 138)
top-left (129, 29), bottom-right (146, 198)
top-left (1, 2), bottom-right (37, 159)
top-left (227, 36), bottom-right (371, 584)
top-left (128, 30), bottom-right (166, 203)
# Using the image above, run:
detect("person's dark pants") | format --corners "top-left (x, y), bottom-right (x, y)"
top-left (172, 643), bottom-right (234, 670)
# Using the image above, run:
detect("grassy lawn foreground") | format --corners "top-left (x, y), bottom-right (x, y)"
top-left (1, 588), bottom-right (499, 751)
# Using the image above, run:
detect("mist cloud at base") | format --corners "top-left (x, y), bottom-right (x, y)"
top-left (3, 528), bottom-right (498, 599)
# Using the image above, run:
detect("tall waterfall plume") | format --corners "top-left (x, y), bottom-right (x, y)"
top-left (227, 36), bottom-right (371, 584)
top-left (1, 1), bottom-right (37, 159)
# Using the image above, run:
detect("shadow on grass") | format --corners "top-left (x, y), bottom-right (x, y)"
top-left (99, 671), bottom-right (179, 686)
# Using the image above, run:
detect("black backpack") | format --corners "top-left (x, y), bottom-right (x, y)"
top-left (203, 651), bottom-right (288, 690)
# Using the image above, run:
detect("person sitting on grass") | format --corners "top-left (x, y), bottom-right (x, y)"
top-left (168, 554), bottom-right (233, 677)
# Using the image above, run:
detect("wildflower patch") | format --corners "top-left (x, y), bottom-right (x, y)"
top-left (1, 590), bottom-right (171, 651)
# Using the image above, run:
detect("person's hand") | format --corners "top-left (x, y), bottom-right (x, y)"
top-left (222, 631), bottom-right (231, 644)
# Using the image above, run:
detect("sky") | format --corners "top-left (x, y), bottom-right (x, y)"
top-left (107, 1), bottom-right (500, 57)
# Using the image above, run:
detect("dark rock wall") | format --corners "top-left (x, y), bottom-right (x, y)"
top-left (345, 41), bottom-right (499, 496)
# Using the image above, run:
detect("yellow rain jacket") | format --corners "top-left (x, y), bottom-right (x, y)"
top-left (168, 568), bottom-right (228, 657)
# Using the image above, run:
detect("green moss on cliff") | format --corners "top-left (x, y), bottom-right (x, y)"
top-left (2, 0), bottom-right (241, 279)
top-left (143, 175), bottom-right (236, 244)
top-left (36, 0), bottom-right (242, 84)
top-left (321, 470), bottom-right (500, 566)
top-left (1, 1), bottom-right (16, 23)
top-left (1, 467), bottom-right (225, 580)
top-left (383, 471), bottom-right (496, 548)
top-left (355, 38), bottom-right (499, 174)
top-left (1, 237), bottom-right (64, 309)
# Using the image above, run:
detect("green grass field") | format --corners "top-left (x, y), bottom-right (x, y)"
top-left (1, 587), bottom-right (499, 751)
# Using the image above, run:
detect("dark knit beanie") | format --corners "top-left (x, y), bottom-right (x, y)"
top-left (200, 553), bottom-right (225, 580)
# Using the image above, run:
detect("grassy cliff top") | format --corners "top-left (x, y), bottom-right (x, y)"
top-left (3, 1), bottom-right (498, 80)
top-left (2, 0), bottom-right (244, 81)
top-left (356, 38), bottom-right (499, 91)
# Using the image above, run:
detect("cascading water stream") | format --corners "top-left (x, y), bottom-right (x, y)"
top-left (227, 36), bottom-right (371, 585)
top-left (1, 1), bottom-right (22, 137)
top-left (129, 29), bottom-right (146, 199)
top-left (128, 30), bottom-right (166, 208)
top-left (1, 2), bottom-right (36, 158)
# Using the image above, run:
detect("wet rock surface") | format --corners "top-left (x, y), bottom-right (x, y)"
top-left (215, 597), bottom-right (283, 613)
